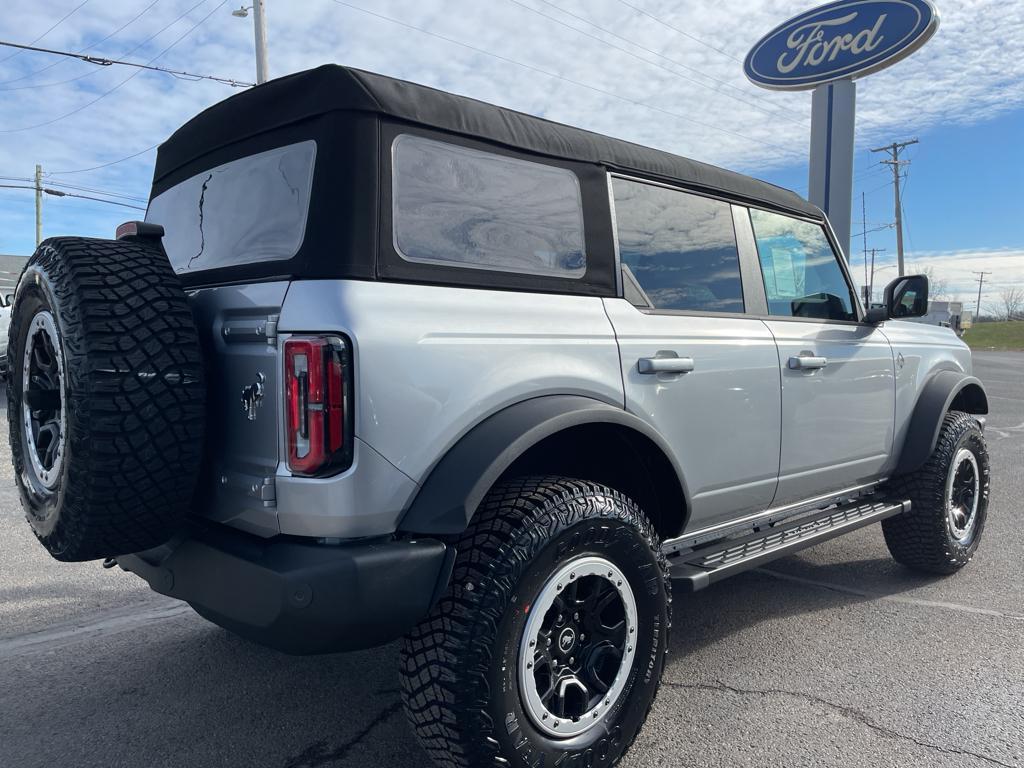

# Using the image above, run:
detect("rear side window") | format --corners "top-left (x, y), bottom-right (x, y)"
top-left (611, 178), bottom-right (744, 313)
top-left (392, 135), bottom-right (586, 278)
top-left (147, 141), bottom-right (316, 274)
top-left (749, 209), bottom-right (856, 322)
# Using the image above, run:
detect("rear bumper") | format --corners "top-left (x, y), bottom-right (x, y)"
top-left (118, 524), bottom-right (452, 655)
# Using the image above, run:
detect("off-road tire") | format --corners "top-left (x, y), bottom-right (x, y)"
top-left (400, 476), bottom-right (671, 768)
top-left (882, 411), bottom-right (989, 574)
top-left (7, 236), bottom-right (205, 561)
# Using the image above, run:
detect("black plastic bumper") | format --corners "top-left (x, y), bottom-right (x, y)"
top-left (118, 524), bottom-right (453, 655)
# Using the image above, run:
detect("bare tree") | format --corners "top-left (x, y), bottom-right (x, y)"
top-left (984, 288), bottom-right (1024, 321)
top-left (999, 287), bottom-right (1024, 321)
top-left (911, 265), bottom-right (950, 300)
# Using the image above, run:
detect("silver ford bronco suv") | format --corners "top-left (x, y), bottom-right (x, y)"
top-left (8, 66), bottom-right (990, 768)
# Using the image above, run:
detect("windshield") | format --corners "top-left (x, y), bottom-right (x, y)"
top-left (146, 141), bottom-right (316, 274)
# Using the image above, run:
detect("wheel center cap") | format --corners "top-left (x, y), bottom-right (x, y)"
top-left (558, 627), bottom-right (576, 653)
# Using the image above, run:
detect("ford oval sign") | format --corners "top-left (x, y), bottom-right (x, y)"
top-left (744, 0), bottom-right (939, 90)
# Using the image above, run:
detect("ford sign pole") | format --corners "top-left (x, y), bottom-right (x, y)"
top-left (744, 0), bottom-right (939, 264)
top-left (809, 79), bottom-right (856, 261)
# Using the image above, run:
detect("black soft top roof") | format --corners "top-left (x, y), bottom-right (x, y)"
top-left (155, 64), bottom-right (818, 219)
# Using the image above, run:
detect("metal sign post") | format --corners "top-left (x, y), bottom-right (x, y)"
top-left (743, 0), bottom-right (939, 263)
top-left (808, 79), bottom-right (856, 259)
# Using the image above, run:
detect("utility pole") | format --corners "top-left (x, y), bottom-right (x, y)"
top-left (34, 163), bottom-right (42, 246)
top-left (867, 247), bottom-right (887, 304)
top-left (973, 271), bottom-right (991, 320)
top-left (232, 2), bottom-right (268, 84)
top-left (252, 0), bottom-right (268, 84)
top-left (870, 138), bottom-right (918, 277)
top-left (861, 191), bottom-right (869, 305)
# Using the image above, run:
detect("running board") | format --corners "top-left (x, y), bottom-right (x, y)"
top-left (668, 499), bottom-right (910, 591)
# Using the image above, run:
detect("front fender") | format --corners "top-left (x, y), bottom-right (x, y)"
top-left (895, 370), bottom-right (988, 475)
top-left (396, 395), bottom-right (687, 535)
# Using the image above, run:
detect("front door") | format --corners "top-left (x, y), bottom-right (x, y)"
top-left (748, 208), bottom-right (895, 506)
top-left (605, 177), bottom-right (781, 532)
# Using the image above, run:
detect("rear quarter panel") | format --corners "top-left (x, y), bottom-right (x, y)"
top-left (279, 279), bottom-right (624, 491)
top-left (879, 320), bottom-right (973, 474)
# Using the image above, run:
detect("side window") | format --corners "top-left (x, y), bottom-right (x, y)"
top-left (611, 178), bottom-right (744, 313)
top-left (749, 209), bottom-right (857, 322)
top-left (392, 134), bottom-right (586, 278)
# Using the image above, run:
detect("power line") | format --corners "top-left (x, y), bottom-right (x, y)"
top-left (613, 0), bottom-right (742, 63)
top-left (0, 183), bottom-right (146, 210)
top-left (49, 143), bottom-right (159, 175)
top-left (0, 35), bottom-right (250, 91)
top-left (0, 0), bottom-right (91, 65)
top-left (973, 271), bottom-right (992, 319)
top-left (328, 0), bottom-right (802, 160)
top-left (0, 1), bottom-right (240, 134)
top-left (0, 0), bottom-right (162, 88)
top-left (0, 175), bottom-right (147, 202)
top-left (508, 0), bottom-right (805, 126)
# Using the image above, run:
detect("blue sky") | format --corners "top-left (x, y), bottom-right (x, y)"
top-left (1, 0), bottom-right (1022, 309)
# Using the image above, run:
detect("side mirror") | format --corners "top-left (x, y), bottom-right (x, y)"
top-left (883, 274), bottom-right (929, 319)
top-left (864, 306), bottom-right (889, 324)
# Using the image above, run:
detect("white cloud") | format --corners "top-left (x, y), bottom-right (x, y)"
top-left (0, 0), bottom-right (1022, 256)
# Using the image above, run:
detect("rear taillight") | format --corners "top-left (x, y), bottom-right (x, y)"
top-left (284, 336), bottom-right (353, 476)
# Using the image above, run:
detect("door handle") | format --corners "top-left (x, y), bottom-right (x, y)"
top-left (638, 356), bottom-right (695, 374)
top-left (788, 355), bottom-right (828, 370)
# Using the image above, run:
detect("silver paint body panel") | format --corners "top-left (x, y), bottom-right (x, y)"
top-left (192, 279), bottom-right (973, 542)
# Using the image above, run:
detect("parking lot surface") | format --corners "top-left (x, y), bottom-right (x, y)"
top-left (1, 351), bottom-right (1021, 768)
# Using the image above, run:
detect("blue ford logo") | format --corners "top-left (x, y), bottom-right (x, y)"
top-left (744, 0), bottom-right (939, 90)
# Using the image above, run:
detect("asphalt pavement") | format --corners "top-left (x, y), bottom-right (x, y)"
top-left (1, 351), bottom-right (1021, 768)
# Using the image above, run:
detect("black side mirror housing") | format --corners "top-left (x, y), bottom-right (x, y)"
top-left (864, 306), bottom-right (889, 324)
top-left (883, 274), bottom-right (929, 319)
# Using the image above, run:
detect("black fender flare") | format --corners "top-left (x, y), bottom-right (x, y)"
top-left (397, 395), bottom-right (688, 535)
top-left (895, 370), bottom-right (989, 476)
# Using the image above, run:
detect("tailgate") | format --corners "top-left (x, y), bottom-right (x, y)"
top-left (189, 281), bottom-right (288, 536)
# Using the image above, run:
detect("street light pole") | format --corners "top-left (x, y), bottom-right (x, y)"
top-left (234, 3), bottom-right (268, 84)
top-left (252, 0), bottom-right (268, 85)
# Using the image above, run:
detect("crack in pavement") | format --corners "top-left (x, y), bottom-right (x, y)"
top-left (665, 680), bottom-right (1016, 768)
top-left (281, 701), bottom-right (404, 768)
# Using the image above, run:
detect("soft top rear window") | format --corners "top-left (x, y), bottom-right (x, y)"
top-left (146, 141), bottom-right (316, 274)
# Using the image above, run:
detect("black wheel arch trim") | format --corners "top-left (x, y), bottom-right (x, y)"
top-left (896, 370), bottom-right (988, 476)
top-left (396, 395), bottom-right (690, 535)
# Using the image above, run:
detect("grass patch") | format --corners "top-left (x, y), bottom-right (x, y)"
top-left (963, 320), bottom-right (1024, 351)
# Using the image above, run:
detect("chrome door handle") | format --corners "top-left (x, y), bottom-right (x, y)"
top-left (788, 355), bottom-right (828, 370)
top-left (638, 356), bottom-right (695, 374)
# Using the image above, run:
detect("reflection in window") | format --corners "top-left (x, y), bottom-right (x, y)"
top-left (612, 179), bottom-right (744, 313)
top-left (749, 209), bottom-right (856, 322)
top-left (392, 135), bottom-right (586, 278)
top-left (147, 141), bottom-right (316, 274)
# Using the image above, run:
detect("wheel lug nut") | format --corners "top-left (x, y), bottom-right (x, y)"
top-left (573, 612), bottom-right (580, 621)
top-left (570, 572), bottom-right (576, 580)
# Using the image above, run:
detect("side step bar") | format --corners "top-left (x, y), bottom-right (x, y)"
top-left (668, 499), bottom-right (910, 591)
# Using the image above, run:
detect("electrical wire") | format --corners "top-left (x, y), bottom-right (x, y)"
top-left (0, 183), bottom-right (146, 210)
top-left (0, 0), bottom-right (92, 65)
top-left (328, 0), bottom-right (803, 160)
top-left (0, 33), bottom-right (251, 89)
top-left (0, 1), bottom-right (239, 134)
top-left (612, 0), bottom-right (742, 63)
top-left (0, 0), bottom-right (162, 88)
top-left (49, 143), bottom-right (159, 175)
top-left (0, 175), bottom-right (147, 202)
top-left (508, 0), bottom-right (806, 127)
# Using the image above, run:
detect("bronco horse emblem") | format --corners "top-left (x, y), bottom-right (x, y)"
top-left (241, 372), bottom-right (266, 421)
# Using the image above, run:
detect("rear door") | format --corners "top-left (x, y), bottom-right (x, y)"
top-left (604, 176), bottom-right (781, 532)
top-left (747, 207), bottom-right (895, 506)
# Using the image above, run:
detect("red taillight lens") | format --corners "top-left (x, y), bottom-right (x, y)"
top-left (284, 336), bottom-right (352, 476)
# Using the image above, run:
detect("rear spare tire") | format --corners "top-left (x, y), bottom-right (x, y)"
top-left (7, 236), bottom-right (205, 561)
